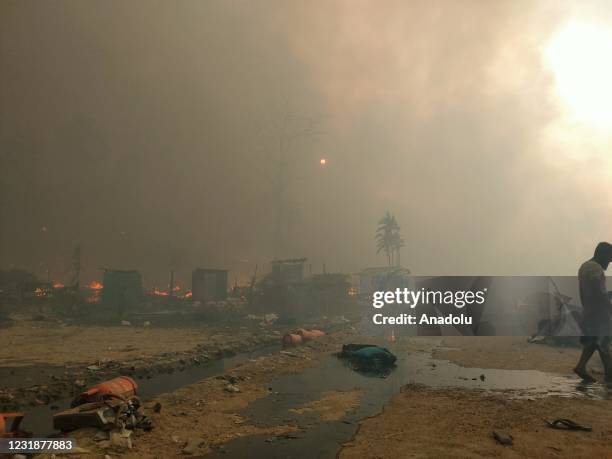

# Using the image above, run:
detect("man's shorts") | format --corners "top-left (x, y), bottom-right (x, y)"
top-left (580, 335), bottom-right (612, 349)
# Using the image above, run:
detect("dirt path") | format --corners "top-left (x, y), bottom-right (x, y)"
top-left (0, 321), bottom-right (275, 367)
top-left (340, 384), bottom-right (612, 458)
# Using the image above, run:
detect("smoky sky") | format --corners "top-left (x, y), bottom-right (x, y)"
top-left (1, 0), bottom-right (610, 286)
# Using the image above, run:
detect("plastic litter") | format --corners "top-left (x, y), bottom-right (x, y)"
top-left (295, 328), bottom-right (325, 341)
top-left (282, 333), bottom-right (303, 347)
top-left (0, 412), bottom-right (31, 438)
top-left (71, 376), bottom-right (138, 407)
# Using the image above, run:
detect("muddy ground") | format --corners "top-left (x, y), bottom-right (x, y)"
top-left (7, 328), bottom-right (612, 458)
top-left (37, 329), bottom-right (361, 458)
top-left (340, 336), bottom-right (612, 458)
top-left (340, 384), bottom-right (612, 458)
top-left (0, 320), bottom-right (248, 367)
top-left (0, 317), bottom-right (311, 410)
top-left (434, 336), bottom-right (603, 375)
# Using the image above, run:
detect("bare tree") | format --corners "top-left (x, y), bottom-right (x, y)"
top-left (257, 103), bottom-right (321, 258)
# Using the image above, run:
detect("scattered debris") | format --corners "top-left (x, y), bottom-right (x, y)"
top-left (280, 350), bottom-right (300, 358)
top-left (71, 376), bottom-right (138, 407)
top-left (110, 428), bottom-right (133, 449)
top-left (264, 313), bottom-right (279, 325)
top-left (295, 328), bottom-right (325, 342)
top-left (98, 440), bottom-right (111, 449)
top-left (93, 430), bottom-right (109, 441)
top-left (225, 384), bottom-right (240, 393)
top-left (544, 418), bottom-right (592, 431)
top-left (54, 399), bottom-right (125, 431)
top-left (527, 335), bottom-right (546, 344)
top-left (54, 396), bottom-right (152, 432)
top-left (55, 377), bottom-right (152, 433)
top-left (282, 328), bottom-right (325, 346)
top-left (492, 430), bottom-right (514, 446)
top-left (336, 344), bottom-right (397, 376)
top-left (0, 412), bottom-right (31, 438)
top-left (282, 333), bottom-right (303, 347)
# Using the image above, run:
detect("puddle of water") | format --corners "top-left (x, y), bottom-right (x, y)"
top-left (209, 342), bottom-right (611, 458)
top-left (136, 344), bottom-right (279, 399)
top-left (14, 338), bottom-right (612, 456)
top-left (19, 344), bottom-right (280, 436)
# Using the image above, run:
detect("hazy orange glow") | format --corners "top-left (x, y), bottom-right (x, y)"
top-left (88, 280), bottom-right (103, 290)
top-left (151, 287), bottom-right (169, 296)
top-left (52, 282), bottom-right (65, 289)
top-left (320, 158), bottom-right (327, 165)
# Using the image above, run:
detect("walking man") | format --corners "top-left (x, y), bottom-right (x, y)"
top-left (574, 242), bottom-right (612, 383)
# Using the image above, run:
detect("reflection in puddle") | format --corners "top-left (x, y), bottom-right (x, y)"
top-left (404, 352), bottom-right (610, 400)
top-left (211, 341), bottom-right (611, 458)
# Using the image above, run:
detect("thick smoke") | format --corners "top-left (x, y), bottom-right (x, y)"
top-left (0, 0), bottom-right (610, 286)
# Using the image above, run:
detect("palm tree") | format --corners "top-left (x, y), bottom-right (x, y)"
top-left (376, 211), bottom-right (402, 266)
top-left (391, 231), bottom-right (404, 266)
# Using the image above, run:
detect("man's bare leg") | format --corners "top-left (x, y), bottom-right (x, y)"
top-left (574, 345), bottom-right (597, 382)
top-left (597, 347), bottom-right (612, 382)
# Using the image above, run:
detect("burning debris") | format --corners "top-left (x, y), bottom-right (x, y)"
top-left (149, 284), bottom-right (185, 298)
top-left (89, 280), bottom-right (103, 290)
top-left (85, 280), bottom-right (104, 303)
top-left (151, 287), bottom-right (169, 297)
